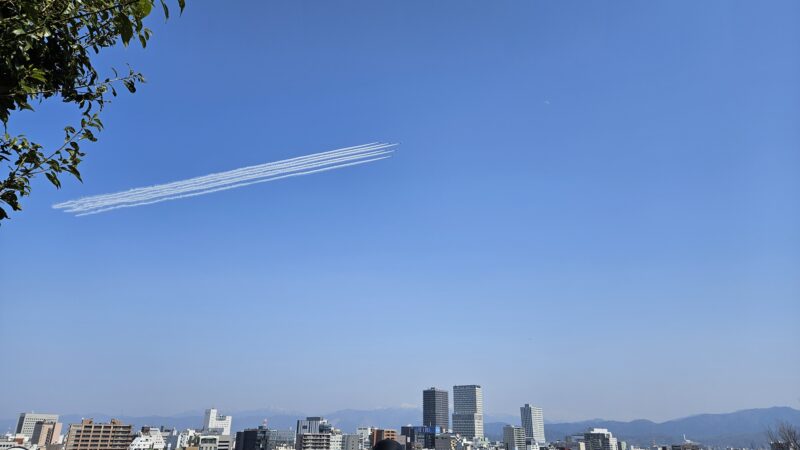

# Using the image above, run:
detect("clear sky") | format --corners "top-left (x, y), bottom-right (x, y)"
top-left (1, 1), bottom-right (799, 423)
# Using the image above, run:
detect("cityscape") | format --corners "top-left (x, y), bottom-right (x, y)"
top-left (4, 386), bottom-right (797, 450)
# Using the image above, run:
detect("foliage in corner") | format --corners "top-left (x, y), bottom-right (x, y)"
top-left (0, 0), bottom-right (185, 223)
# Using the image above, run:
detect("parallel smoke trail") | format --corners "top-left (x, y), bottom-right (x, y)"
top-left (61, 146), bottom-right (394, 212)
top-left (55, 143), bottom-right (391, 211)
top-left (74, 156), bottom-right (392, 216)
top-left (55, 143), bottom-right (393, 212)
top-left (72, 152), bottom-right (394, 215)
top-left (53, 143), bottom-right (396, 216)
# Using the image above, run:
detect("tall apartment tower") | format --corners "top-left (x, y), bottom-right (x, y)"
top-left (296, 417), bottom-right (332, 450)
top-left (503, 426), bottom-right (526, 450)
top-left (423, 388), bottom-right (449, 430)
top-left (452, 385), bottom-right (484, 440)
top-left (203, 409), bottom-right (232, 436)
top-left (65, 419), bottom-right (134, 450)
top-left (520, 404), bottom-right (546, 444)
top-left (583, 429), bottom-right (618, 450)
top-left (16, 413), bottom-right (60, 439)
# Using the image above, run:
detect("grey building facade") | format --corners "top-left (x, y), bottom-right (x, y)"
top-left (423, 388), bottom-right (449, 431)
top-left (452, 385), bottom-right (483, 440)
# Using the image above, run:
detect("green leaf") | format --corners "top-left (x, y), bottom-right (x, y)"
top-left (123, 79), bottom-right (137, 93)
top-left (29, 68), bottom-right (47, 83)
top-left (116, 15), bottom-right (134, 46)
top-left (134, 0), bottom-right (154, 18)
top-left (178, 0), bottom-right (186, 14)
top-left (66, 166), bottom-right (83, 183)
top-left (45, 172), bottom-right (61, 189)
top-left (160, 0), bottom-right (170, 19)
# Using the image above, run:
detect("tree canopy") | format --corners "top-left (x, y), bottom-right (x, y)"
top-left (0, 0), bottom-right (184, 223)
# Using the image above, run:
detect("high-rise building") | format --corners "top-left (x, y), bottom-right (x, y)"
top-left (203, 409), bottom-right (232, 436)
top-left (583, 429), bottom-right (617, 450)
top-left (423, 388), bottom-right (449, 431)
top-left (65, 419), bottom-right (134, 450)
top-left (296, 418), bottom-right (333, 450)
top-left (503, 426), bottom-right (526, 450)
top-left (452, 385), bottom-right (484, 440)
top-left (520, 404), bottom-right (545, 444)
top-left (31, 421), bottom-right (63, 446)
top-left (16, 413), bottom-right (60, 439)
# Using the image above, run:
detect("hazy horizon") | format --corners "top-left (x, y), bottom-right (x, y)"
top-left (3, 404), bottom-right (799, 427)
top-left (2, 1), bottom-right (798, 426)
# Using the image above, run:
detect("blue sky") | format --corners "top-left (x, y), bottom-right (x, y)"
top-left (1, 1), bottom-right (799, 423)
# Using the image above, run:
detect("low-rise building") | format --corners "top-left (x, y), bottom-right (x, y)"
top-left (65, 419), bottom-right (134, 450)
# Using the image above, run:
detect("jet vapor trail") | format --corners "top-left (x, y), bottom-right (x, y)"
top-left (53, 143), bottom-right (396, 216)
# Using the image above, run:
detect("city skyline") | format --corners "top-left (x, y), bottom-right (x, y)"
top-left (5, 405), bottom-right (799, 450)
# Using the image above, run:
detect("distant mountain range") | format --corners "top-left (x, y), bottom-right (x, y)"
top-left (3, 406), bottom-right (798, 448)
top-left (488, 407), bottom-right (800, 447)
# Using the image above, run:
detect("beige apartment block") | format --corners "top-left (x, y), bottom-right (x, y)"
top-left (65, 419), bottom-right (133, 450)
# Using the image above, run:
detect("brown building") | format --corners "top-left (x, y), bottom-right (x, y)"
top-left (32, 421), bottom-right (63, 446)
top-left (65, 419), bottom-right (133, 450)
top-left (371, 430), bottom-right (398, 448)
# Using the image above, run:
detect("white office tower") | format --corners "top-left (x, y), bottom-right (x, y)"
top-left (583, 429), bottom-right (618, 450)
top-left (329, 433), bottom-right (343, 450)
top-left (16, 413), bottom-right (60, 439)
top-left (503, 426), bottom-right (526, 450)
top-left (520, 404), bottom-right (545, 444)
top-left (170, 429), bottom-right (197, 449)
top-left (203, 409), bottom-right (232, 436)
top-left (355, 428), bottom-right (374, 450)
top-left (130, 427), bottom-right (167, 450)
top-left (452, 385), bottom-right (484, 439)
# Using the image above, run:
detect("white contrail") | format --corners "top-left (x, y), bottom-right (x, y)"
top-left (54, 143), bottom-right (394, 213)
top-left (55, 143), bottom-right (393, 212)
top-left (59, 145), bottom-right (395, 212)
top-left (70, 151), bottom-right (394, 214)
top-left (57, 144), bottom-right (394, 214)
top-left (55, 142), bottom-right (392, 211)
top-left (53, 143), bottom-right (396, 216)
top-left (74, 156), bottom-right (392, 216)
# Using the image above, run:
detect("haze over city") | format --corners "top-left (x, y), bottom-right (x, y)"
top-left (1, 0), bottom-right (798, 432)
